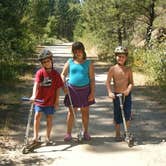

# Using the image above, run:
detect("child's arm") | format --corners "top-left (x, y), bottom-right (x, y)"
top-left (61, 61), bottom-right (69, 81)
top-left (30, 82), bottom-right (39, 101)
top-left (54, 88), bottom-right (60, 110)
top-left (106, 67), bottom-right (115, 99)
top-left (88, 62), bottom-right (95, 101)
top-left (61, 61), bottom-right (69, 94)
top-left (123, 68), bottom-right (134, 96)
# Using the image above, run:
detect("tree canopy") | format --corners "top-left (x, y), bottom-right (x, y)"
top-left (0, 0), bottom-right (165, 86)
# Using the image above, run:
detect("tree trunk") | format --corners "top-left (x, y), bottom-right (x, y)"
top-left (49, 0), bottom-right (55, 16)
top-left (117, 27), bottom-right (122, 46)
top-left (145, 0), bottom-right (156, 47)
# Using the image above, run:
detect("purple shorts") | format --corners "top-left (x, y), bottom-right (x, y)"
top-left (64, 84), bottom-right (95, 108)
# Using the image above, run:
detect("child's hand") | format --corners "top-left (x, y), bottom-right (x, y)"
top-left (63, 87), bottom-right (69, 95)
top-left (88, 93), bottom-right (95, 101)
top-left (123, 89), bottom-right (130, 96)
top-left (54, 103), bottom-right (59, 110)
top-left (108, 92), bottom-right (115, 99)
top-left (29, 96), bottom-right (35, 103)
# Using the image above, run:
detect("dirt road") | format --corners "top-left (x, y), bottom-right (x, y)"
top-left (0, 44), bottom-right (166, 166)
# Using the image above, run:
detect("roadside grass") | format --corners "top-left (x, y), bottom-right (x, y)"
top-left (0, 68), bottom-right (34, 136)
top-left (139, 85), bottom-right (166, 106)
top-left (133, 72), bottom-right (166, 107)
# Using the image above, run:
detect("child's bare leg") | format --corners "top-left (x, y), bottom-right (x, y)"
top-left (114, 121), bottom-right (121, 138)
top-left (81, 107), bottom-right (89, 133)
top-left (46, 115), bottom-right (53, 140)
top-left (66, 107), bottom-right (75, 134)
top-left (126, 120), bottom-right (130, 130)
top-left (33, 112), bottom-right (42, 141)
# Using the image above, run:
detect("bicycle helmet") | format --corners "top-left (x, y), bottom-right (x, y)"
top-left (114, 46), bottom-right (128, 55)
top-left (38, 49), bottom-right (53, 62)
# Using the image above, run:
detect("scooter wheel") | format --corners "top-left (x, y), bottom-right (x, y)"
top-left (22, 146), bottom-right (29, 154)
top-left (128, 137), bottom-right (134, 147)
top-left (78, 137), bottom-right (83, 142)
top-left (77, 134), bottom-right (83, 143)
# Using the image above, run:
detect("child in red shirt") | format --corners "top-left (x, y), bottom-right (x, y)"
top-left (30, 49), bottom-right (63, 144)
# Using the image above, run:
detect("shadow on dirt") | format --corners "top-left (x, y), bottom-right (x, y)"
top-left (90, 83), bottom-right (166, 147)
top-left (0, 156), bottom-right (55, 166)
top-left (0, 79), bottom-right (34, 131)
top-left (131, 86), bottom-right (166, 145)
top-left (23, 137), bottom-right (136, 154)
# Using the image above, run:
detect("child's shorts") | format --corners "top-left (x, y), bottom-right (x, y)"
top-left (113, 93), bottom-right (132, 124)
top-left (34, 105), bottom-right (55, 115)
top-left (64, 84), bottom-right (95, 108)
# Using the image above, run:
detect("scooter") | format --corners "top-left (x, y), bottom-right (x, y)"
top-left (65, 80), bottom-right (84, 142)
top-left (21, 97), bottom-right (43, 154)
top-left (116, 94), bottom-right (134, 147)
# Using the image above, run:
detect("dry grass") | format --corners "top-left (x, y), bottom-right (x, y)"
top-left (19, 73), bottom-right (34, 81)
top-left (133, 72), bottom-right (147, 86)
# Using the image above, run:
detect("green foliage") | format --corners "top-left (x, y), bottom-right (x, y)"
top-left (132, 43), bottom-right (166, 87)
top-left (0, 0), bottom-right (81, 81)
top-left (74, 0), bottom-right (138, 60)
top-left (26, 0), bottom-right (50, 41)
top-left (73, 0), bottom-right (165, 89)
top-left (0, 0), bottom-right (36, 81)
top-left (52, 0), bottom-right (80, 41)
top-left (0, 60), bottom-right (34, 81)
top-left (0, 0), bottom-right (34, 56)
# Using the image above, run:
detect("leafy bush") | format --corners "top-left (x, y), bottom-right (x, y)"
top-left (132, 44), bottom-right (166, 87)
top-left (0, 61), bottom-right (35, 82)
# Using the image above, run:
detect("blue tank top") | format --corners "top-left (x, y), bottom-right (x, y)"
top-left (68, 58), bottom-right (90, 87)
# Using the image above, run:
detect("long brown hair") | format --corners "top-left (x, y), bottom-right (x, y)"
top-left (72, 41), bottom-right (87, 60)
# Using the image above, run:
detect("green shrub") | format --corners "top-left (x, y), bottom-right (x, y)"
top-left (132, 44), bottom-right (166, 87)
top-left (0, 61), bottom-right (34, 82)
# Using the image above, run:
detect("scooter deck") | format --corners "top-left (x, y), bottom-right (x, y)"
top-left (22, 141), bottom-right (42, 154)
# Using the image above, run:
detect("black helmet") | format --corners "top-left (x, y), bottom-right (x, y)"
top-left (114, 46), bottom-right (128, 55)
top-left (38, 49), bottom-right (53, 61)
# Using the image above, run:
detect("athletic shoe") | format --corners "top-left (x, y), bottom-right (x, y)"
top-left (45, 139), bottom-right (54, 145)
top-left (83, 132), bottom-right (91, 141)
top-left (64, 133), bottom-right (72, 141)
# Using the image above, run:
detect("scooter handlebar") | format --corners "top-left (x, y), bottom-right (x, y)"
top-left (116, 93), bottom-right (123, 97)
top-left (21, 97), bottom-right (44, 103)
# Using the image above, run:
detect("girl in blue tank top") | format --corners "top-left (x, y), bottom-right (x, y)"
top-left (68, 58), bottom-right (90, 86)
top-left (61, 41), bottom-right (95, 142)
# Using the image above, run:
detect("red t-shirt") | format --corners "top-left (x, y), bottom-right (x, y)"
top-left (34, 68), bottom-right (63, 107)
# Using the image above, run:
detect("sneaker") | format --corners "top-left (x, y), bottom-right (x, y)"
top-left (64, 134), bottom-right (72, 142)
top-left (83, 132), bottom-right (91, 141)
top-left (29, 140), bottom-right (39, 145)
top-left (31, 137), bottom-right (41, 144)
top-left (45, 139), bottom-right (54, 145)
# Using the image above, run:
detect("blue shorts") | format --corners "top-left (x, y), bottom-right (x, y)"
top-left (113, 93), bottom-right (132, 124)
top-left (34, 105), bottom-right (55, 115)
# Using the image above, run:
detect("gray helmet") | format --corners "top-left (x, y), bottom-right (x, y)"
top-left (38, 49), bottom-right (53, 61)
top-left (114, 46), bottom-right (128, 55)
